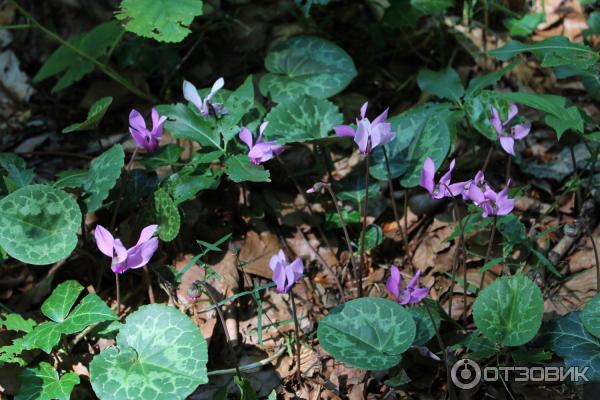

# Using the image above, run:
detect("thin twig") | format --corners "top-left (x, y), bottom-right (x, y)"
top-left (424, 301), bottom-right (454, 400)
top-left (289, 292), bottom-right (302, 382)
top-left (479, 217), bottom-right (497, 290)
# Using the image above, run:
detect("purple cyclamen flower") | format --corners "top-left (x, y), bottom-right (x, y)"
top-left (129, 108), bottom-right (166, 152)
top-left (460, 170), bottom-right (487, 201)
top-left (334, 102), bottom-right (395, 153)
top-left (386, 265), bottom-right (428, 305)
top-left (183, 78), bottom-right (227, 117)
top-left (419, 157), bottom-right (466, 200)
top-left (490, 104), bottom-right (531, 156)
top-left (239, 121), bottom-right (285, 164)
top-left (95, 225), bottom-right (159, 274)
top-left (269, 250), bottom-right (304, 293)
top-left (467, 178), bottom-right (515, 217)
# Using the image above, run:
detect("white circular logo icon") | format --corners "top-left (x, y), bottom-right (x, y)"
top-left (451, 359), bottom-right (481, 389)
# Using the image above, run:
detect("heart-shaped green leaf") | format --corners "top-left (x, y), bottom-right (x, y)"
top-left (408, 301), bottom-right (441, 346)
top-left (0, 185), bottom-right (81, 265)
top-left (115, 0), bottom-right (203, 43)
top-left (16, 362), bottom-right (79, 400)
top-left (62, 96), bottom-right (113, 133)
top-left (41, 280), bottom-right (83, 323)
top-left (473, 274), bottom-right (543, 346)
top-left (90, 304), bottom-right (208, 400)
top-left (84, 145), bottom-right (125, 213)
top-left (317, 297), bottom-right (416, 370)
top-left (263, 95), bottom-right (342, 144)
top-left (259, 36), bottom-right (356, 103)
top-left (581, 293), bottom-right (600, 339)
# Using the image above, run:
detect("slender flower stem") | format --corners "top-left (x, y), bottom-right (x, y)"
top-left (143, 266), bottom-right (155, 303)
top-left (481, 146), bottom-right (494, 173)
top-left (9, 1), bottom-right (155, 102)
top-left (357, 142), bottom-right (372, 297)
top-left (199, 282), bottom-right (241, 378)
top-left (423, 301), bottom-right (454, 400)
top-left (479, 217), bottom-right (497, 290)
top-left (115, 274), bottom-right (121, 316)
top-left (323, 184), bottom-right (357, 298)
top-left (289, 292), bottom-right (302, 382)
top-left (382, 147), bottom-right (409, 256)
top-left (505, 155), bottom-right (512, 182)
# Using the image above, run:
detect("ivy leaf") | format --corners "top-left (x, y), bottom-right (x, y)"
top-left (33, 21), bottom-right (123, 92)
top-left (417, 67), bottom-right (464, 101)
top-left (21, 322), bottom-right (64, 354)
top-left (543, 312), bottom-right (600, 382)
top-left (60, 294), bottom-right (119, 334)
top-left (355, 224), bottom-right (383, 255)
top-left (16, 362), bottom-right (80, 400)
top-left (90, 304), bottom-right (209, 400)
top-left (259, 36), bottom-right (356, 103)
top-left (324, 209), bottom-right (360, 230)
top-left (84, 145), bottom-right (125, 213)
top-left (317, 297), bottom-right (416, 370)
top-left (581, 293), bottom-right (600, 339)
top-left (473, 275), bottom-right (544, 346)
top-left (41, 280), bottom-right (83, 323)
top-left (493, 91), bottom-right (584, 139)
top-left (489, 36), bottom-right (599, 73)
top-left (62, 97), bottom-right (113, 133)
top-left (157, 104), bottom-right (222, 150)
top-left (225, 154), bottom-right (270, 183)
top-left (153, 188), bottom-right (181, 242)
top-left (139, 144), bottom-right (182, 169)
top-left (0, 185), bottom-right (81, 265)
top-left (263, 95), bottom-right (342, 144)
top-left (115, 0), bottom-right (203, 43)
top-left (0, 313), bottom-right (36, 333)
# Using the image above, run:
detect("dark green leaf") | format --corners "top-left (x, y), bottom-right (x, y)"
top-left (153, 188), bottom-right (181, 242)
top-left (84, 145), bottom-right (125, 212)
top-left (317, 297), bottom-right (416, 370)
top-left (417, 67), bottom-right (464, 101)
top-left (16, 362), bottom-right (79, 400)
top-left (225, 154), bottom-right (271, 183)
top-left (581, 293), bottom-right (600, 338)
top-left (157, 104), bottom-right (222, 150)
top-left (139, 144), bottom-right (182, 168)
top-left (41, 280), bottom-right (83, 323)
top-left (503, 13), bottom-right (545, 37)
top-left (465, 60), bottom-right (521, 97)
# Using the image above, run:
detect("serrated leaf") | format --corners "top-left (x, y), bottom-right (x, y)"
top-left (317, 297), bottom-right (416, 370)
top-left (16, 362), bottom-right (80, 400)
top-left (263, 95), bottom-right (342, 144)
top-left (41, 280), bottom-right (83, 323)
top-left (115, 0), bottom-right (203, 43)
top-left (62, 97), bottom-right (113, 133)
top-left (90, 304), bottom-right (208, 400)
top-left (167, 169), bottom-right (222, 205)
top-left (473, 275), bottom-right (543, 346)
top-left (544, 312), bottom-right (600, 382)
top-left (84, 145), bottom-right (124, 212)
top-left (225, 154), bottom-right (271, 183)
top-left (581, 293), bottom-right (600, 339)
top-left (0, 185), bottom-right (81, 265)
top-left (157, 104), bottom-right (222, 150)
top-left (153, 189), bottom-right (180, 242)
top-left (417, 67), bottom-right (464, 101)
top-left (0, 313), bottom-right (36, 333)
top-left (33, 21), bottom-right (123, 92)
top-left (60, 293), bottom-right (119, 334)
top-left (138, 144), bottom-right (182, 168)
top-left (489, 36), bottom-right (599, 73)
top-left (493, 91), bottom-right (584, 139)
top-left (259, 36), bottom-right (356, 103)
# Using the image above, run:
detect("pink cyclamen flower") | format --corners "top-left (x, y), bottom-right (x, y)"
top-left (129, 108), bottom-right (166, 152)
top-left (419, 157), bottom-right (466, 200)
top-left (269, 250), bottom-right (304, 293)
top-left (183, 78), bottom-right (227, 117)
top-left (95, 225), bottom-right (159, 274)
top-left (334, 102), bottom-right (395, 153)
top-left (490, 104), bottom-right (531, 156)
top-left (460, 170), bottom-right (488, 201)
top-left (239, 121), bottom-right (285, 164)
top-left (467, 178), bottom-right (515, 217)
top-left (386, 266), bottom-right (428, 305)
